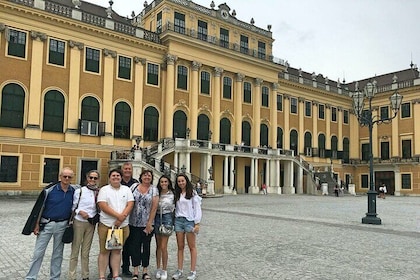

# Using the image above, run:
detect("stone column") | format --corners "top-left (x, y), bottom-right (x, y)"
top-left (413, 99), bottom-right (420, 156)
top-left (133, 57), bottom-right (146, 142)
top-left (190, 61), bottom-right (201, 139)
top-left (283, 160), bottom-right (295, 194)
top-left (298, 97), bottom-right (305, 155)
top-left (234, 73), bottom-right (244, 144)
top-left (164, 54), bottom-right (177, 138)
top-left (101, 48), bottom-right (117, 145)
top-left (325, 104), bottom-right (331, 150)
top-left (212, 67), bottom-right (223, 142)
top-left (394, 168), bottom-right (401, 196)
top-left (271, 83), bottom-right (279, 147)
top-left (26, 31), bottom-right (47, 139)
top-left (66, 40), bottom-right (84, 142)
top-left (283, 94), bottom-right (291, 149)
top-left (253, 78), bottom-right (263, 146)
top-left (223, 156), bottom-right (229, 193)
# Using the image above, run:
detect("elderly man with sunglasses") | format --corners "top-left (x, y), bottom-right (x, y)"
top-left (22, 167), bottom-right (78, 280)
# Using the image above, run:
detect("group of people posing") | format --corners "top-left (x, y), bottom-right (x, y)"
top-left (22, 163), bottom-right (202, 280)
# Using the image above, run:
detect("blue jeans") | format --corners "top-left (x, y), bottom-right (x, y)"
top-left (25, 220), bottom-right (67, 280)
top-left (174, 217), bottom-right (195, 233)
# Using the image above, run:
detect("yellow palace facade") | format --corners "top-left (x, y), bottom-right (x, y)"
top-left (0, 0), bottom-right (419, 196)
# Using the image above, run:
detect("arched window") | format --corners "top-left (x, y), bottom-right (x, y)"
top-left (260, 124), bottom-right (269, 146)
top-left (290, 129), bottom-right (298, 155)
top-left (304, 131), bottom-right (312, 156)
top-left (144, 106), bottom-right (159, 141)
top-left (80, 96), bottom-right (101, 136)
top-left (0, 83), bottom-right (25, 128)
top-left (197, 114), bottom-right (210, 140)
top-left (43, 90), bottom-right (64, 133)
top-left (277, 127), bottom-right (283, 149)
top-left (81, 96), bottom-right (99, 122)
top-left (241, 121), bottom-right (251, 146)
top-left (114, 101), bottom-right (131, 139)
top-left (343, 137), bottom-right (350, 163)
top-left (173, 110), bottom-right (187, 138)
top-left (331, 135), bottom-right (338, 159)
top-left (318, 133), bottom-right (326, 158)
top-left (220, 118), bottom-right (231, 144)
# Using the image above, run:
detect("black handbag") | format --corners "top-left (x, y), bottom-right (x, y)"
top-left (62, 187), bottom-right (82, 244)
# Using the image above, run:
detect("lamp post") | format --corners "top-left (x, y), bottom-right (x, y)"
top-left (180, 165), bottom-right (186, 174)
top-left (232, 169), bottom-right (237, 194)
top-left (352, 80), bottom-right (403, 225)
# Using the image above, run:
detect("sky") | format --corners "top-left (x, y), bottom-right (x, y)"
top-left (85, 0), bottom-right (420, 83)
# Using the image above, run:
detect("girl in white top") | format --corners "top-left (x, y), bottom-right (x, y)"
top-left (68, 170), bottom-right (100, 280)
top-left (172, 174), bottom-right (202, 280)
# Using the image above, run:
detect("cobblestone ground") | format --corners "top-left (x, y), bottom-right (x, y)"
top-left (1, 194), bottom-right (419, 280)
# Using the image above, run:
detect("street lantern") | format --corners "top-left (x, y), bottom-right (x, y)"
top-left (352, 80), bottom-right (403, 225)
top-left (180, 165), bottom-right (186, 174)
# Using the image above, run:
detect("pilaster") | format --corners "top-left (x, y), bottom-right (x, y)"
top-left (164, 54), bottom-right (177, 137)
top-left (101, 48), bottom-right (117, 145)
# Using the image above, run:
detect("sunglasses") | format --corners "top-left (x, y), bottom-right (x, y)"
top-left (89, 176), bottom-right (98, 180)
top-left (62, 175), bottom-right (73, 179)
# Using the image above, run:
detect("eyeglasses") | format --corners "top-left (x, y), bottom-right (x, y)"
top-left (62, 175), bottom-right (73, 179)
top-left (89, 176), bottom-right (98, 180)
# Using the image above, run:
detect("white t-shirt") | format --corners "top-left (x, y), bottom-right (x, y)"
top-left (97, 184), bottom-right (134, 227)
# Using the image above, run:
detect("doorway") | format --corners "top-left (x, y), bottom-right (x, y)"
top-left (375, 171), bottom-right (395, 195)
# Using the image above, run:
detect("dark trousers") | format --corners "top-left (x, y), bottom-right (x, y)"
top-left (127, 225), bottom-right (154, 268)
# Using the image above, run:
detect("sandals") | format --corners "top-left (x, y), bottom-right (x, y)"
top-left (132, 275), bottom-right (139, 280)
top-left (142, 273), bottom-right (151, 280)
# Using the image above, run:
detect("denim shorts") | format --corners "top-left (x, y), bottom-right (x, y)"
top-left (174, 216), bottom-right (195, 233)
top-left (155, 212), bottom-right (174, 228)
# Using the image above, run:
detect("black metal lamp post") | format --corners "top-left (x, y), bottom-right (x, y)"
top-left (352, 80), bottom-right (403, 225)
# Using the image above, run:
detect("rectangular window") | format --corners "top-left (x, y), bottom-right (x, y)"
top-left (331, 107), bottom-right (337, 122)
top-left (318, 104), bottom-right (325, 119)
top-left (177, 65), bottom-right (188, 90)
top-left (85, 47), bottom-right (100, 73)
top-left (240, 35), bottom-right (249, 54)
top-left (243, 82), bottom-right (252, 103)
top-left (118, 56), bottom-right (132, 80)
top-left (0, 155), bottom-right (18, 182)
top-left (261, 86), bottom-right (269, 107)
top-left (380, 106), bottom-right (389, 120)
top-left (156, 11), bottom-right (162, 33)
top-left (277, 94), bottom-right (283, 111)
top-left (43, 158), bottom-right (60, 184)
top-left (200, 71), bottom-right (210, 94)
top-left (48, 39), bottom-right (65, 66)
top-left (401, 102), bottom-right (411, 118)
top-left (174, 12), bottom-right (185, 34)
top-left (305, 101), bottom-right (312, 117)
top-left (401, 174), bottom-right (411, 189)
top-left (402, 139), bottom-right (411, 159)
top-left (8, 29), bottom-right (27, 58)
top-left (220, 28), bottom-right (229, 48)
top-left (147, 63), bottom-right (159, 85)
top-left (361, 174), bottom-right (369, 189)
top-left (361, 143), bottom-right (369, 161)
top-left (290, 97), bottom-right (298, 114)
top-left (343, 110), bottom-right (349, 124)
top-left (198, 20), bottom-right (208, 41)
top-left (381, 141), bottom-right (390, 160)
top-left (258, 41), bottom-right (266, 59)
top-left (223, 77), bottom-right (232, 99)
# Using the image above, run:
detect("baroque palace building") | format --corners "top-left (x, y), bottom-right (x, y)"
top-left (0, 0), bottom-right (419, 195)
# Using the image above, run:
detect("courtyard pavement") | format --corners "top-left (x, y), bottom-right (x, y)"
top-left (1, 194), bottom-right (419, 280)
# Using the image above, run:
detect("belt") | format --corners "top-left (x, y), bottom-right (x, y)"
top-left (40, 217), bottom-right (68, 223)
